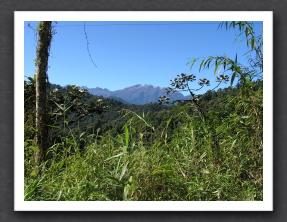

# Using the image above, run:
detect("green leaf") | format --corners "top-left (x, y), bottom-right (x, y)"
top-left (243, 76), bottom-right (253, 87)
top-left (29, 146), bottom-right (40, 152)
top-left (24, 176), bottom-right (45, 200)
top-left (214, 60), bottom-right (220, 74)
top-left (108, 136), bottom-right (124, 145)
top-left (119, 161), bottom-right (129, 181)
top-left (133, 112), bottom-right (154, 131)
top-left (230, 72), bottom-right (236, 86)
top-left (250, 36), bottom-right (255, 49)
top-left (30, 170), bottom-right (37, 176)
top-left (187, 58), bottom-right (200, 70)
top-left (166, 115), bottom-right (173, 128)
top-left (46, 125), bottom-right (61, 129)
top-left (58, 159), bottom-right (66, 169)
top-left (64, 104), bottom-right (73, 112)
top-left (223, 61), bottom-right (227, 70)
top-left (123, 125), bottom-right (130, 147)
top-left (104, 152), bottom-right (127, 161)
top-left (243, 49), bottom-right (253, 56)
top-left (107, 176), bottom-right (125, 186)
top-left (53, 101), bottom-right (64, 110)
top-left (199, 59), bottom-right (206, 71)
top-left (56, 191), bottom-right (62, 201)
top-left (206, 58), bottom-right (212, 69)
top-left (245, 27), bottom-right (249, 37)
top-left (123, 145), bottom-right (128, 153)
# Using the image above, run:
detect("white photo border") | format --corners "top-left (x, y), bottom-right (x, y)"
top-left (15, 11), bottom-right (273, 211)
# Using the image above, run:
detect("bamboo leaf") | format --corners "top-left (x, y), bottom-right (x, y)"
top-left (46, 125), bottom-right (61, 129)
top-left (243, 49), bottom-right (253, 56)
top-left (251, 36), bottom-right (255, 49)
top-left (199, 59), bottom-right (206, 71)
top-left (104, 152), bottom-right (127, 161)
top-left (187, 58), bottom-right (200, 70)
top-left (242, 75), bottom-right (253, 87)
top-left (245, 27), bottom-right (249, 38)
top-left (214, 60), bottom-right (220, 74)
top-left (64, 104), bottom-right (73, 112)
top-left (223, 61), bottom-right (227, 70)
top-left (107, 176), bottom-right (122, 185)
top-left (206, 58), bottom-right (212, 69)
top-left (133, 112), bottom-right (154, 131)
top-left (24, 176), bottom-right (45, 200)
top-left (123, 125), bottom-right (130, 147)
top-left (119, 161), bottom-right (129, 181)
top-left (166, 115), bottom-right (173, 127)
top-left (53, 101), bottom-right (64, 110)
top-left (29, 146), bottom-right (40, 152)
top-left (224, 21), bottom-right (228, 29)
top-left (231, 72), bottom-right (236, 86)
top-left (108, 135), bottom-right (124, 145)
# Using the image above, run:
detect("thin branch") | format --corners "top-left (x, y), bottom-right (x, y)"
top-left (84, 21), bottom-right (97, 68)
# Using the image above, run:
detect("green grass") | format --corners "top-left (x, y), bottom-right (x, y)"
top-left (24, 89), bottom-right (263, 201)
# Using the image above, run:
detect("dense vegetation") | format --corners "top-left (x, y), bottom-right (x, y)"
top-left (24, 79), bottom-right (263, 201)
top-left (24, 21), bottom-right (263, 201)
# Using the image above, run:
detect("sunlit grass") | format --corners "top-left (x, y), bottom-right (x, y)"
top-left (24, 89), bottom-right (263, 201)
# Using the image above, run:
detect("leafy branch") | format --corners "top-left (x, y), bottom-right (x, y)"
top-left (219, 21), bottom-right (263, 71)
top-left (187, 54), bottom-right (253, 87)
top-left (158, 73), bottom-right (229, 117)
top-left (185, 21), bottom-right (263, 94)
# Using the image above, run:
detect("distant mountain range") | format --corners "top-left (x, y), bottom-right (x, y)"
top-left (84, 84), bottom-right (189, 105)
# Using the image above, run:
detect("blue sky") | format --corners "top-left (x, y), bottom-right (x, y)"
top-left (24, 21), bottom-right (263, 95)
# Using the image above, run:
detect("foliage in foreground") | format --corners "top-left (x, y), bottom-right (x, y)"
top-left (24, 83), bottom-right (263, 201)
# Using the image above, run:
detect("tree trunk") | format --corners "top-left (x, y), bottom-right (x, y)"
top-left (34, 21), bottom-right (52, 164)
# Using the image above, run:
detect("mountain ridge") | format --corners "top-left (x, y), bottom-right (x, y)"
top-left (86, 84), bottom-right (187, 105)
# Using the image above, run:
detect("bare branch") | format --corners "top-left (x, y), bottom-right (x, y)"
top-left (84, 21), bottom-right (97, 68)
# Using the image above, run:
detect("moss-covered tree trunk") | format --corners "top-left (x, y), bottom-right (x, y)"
top-left (34, 21), bottom-right (52, 164)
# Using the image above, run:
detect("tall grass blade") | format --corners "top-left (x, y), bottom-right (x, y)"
top-left (123, 124), bottom-right (130, 147)
top-left (119, 161), bottom-right (129, 181)
top-left (24, 176), bottom-right (45, 201)
top-left (104, 152), bottom-right (127, 161)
